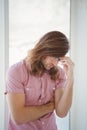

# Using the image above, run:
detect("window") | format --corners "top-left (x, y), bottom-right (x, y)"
top-left (9, 0), bottom-right (70, 65)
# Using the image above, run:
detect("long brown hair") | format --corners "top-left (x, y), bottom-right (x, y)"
top-left (25, 31), bottom-right (69, 80)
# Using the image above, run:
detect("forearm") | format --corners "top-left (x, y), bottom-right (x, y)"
top-left (55, 79), bottom-right (73, 117)
top-left (58, 85), bottom-right (73, 115)
top-left (11, 102), bottom-right (54, 124)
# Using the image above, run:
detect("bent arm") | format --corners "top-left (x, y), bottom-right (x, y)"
top-left (6, 93), bottom-right (54, 124)
top-left (55, 57), bottom-right (74, 118)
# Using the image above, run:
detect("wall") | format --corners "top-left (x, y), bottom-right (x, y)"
top-left (70, 0), bottom-right (87, 129)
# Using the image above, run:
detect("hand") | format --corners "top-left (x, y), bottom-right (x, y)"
top-left (46, 98), bottom-right (55, 112)
top-left (59, 56), bottom-right (74, 80)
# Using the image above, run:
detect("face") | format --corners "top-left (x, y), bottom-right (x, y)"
top-left (42, 56), bottom-right (60, 70)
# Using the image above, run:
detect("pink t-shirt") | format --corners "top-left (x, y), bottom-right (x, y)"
top-left (5, 60), bottom-right (66, 130)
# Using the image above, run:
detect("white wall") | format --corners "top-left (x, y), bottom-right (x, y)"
top-left (70, 0), bottom-right (87, 130)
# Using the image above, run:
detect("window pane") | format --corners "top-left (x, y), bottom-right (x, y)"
top-left (9, 0), bottom-right (70, 130)
top-left (9, 0), bottom-right (70, 65)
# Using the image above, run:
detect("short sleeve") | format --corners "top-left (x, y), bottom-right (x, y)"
top-left (5, 61), bottom-right (27, 93)
top-left (56, 67), bottom-right (67, 89)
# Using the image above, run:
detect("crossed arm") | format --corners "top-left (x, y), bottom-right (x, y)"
top-left (7, 93), bottom-right (54, 124)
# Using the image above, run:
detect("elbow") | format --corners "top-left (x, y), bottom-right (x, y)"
top-left (11, 113), bottom-right (25, 125)
top-left (14, 118), bottom-right (24, 125)
top-left (56, 110), bottom-right (68, 118)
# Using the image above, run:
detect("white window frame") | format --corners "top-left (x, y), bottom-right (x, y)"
top-left (0, 0), bottom-right (9, 130)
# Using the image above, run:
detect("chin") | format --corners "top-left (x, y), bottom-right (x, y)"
top-left (46, 67), bottom-right (53, 70)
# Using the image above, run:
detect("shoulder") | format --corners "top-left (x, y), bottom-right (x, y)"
top-left (6, 60), bottom-right (28, 82)
top-left (7, 60), bottom-right (24, 75)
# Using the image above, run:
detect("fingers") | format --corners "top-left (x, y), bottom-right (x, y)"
top-left (58, 57), bottom-right (74, 78)
top-left (59, 56), bottom-right (74, 67)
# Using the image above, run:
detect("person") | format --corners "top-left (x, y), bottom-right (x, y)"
top-left (5, 31), bottom-right (74, 130)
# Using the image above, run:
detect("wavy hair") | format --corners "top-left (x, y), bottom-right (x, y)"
top-left (25, 31), bottom-right (69, 80)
